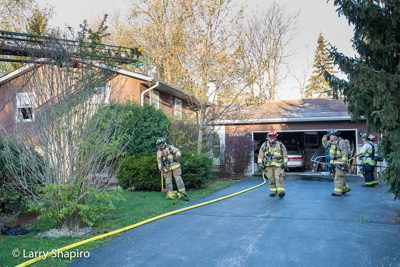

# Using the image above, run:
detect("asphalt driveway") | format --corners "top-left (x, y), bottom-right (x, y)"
top-left (70, 174), bottom-right (400, 267)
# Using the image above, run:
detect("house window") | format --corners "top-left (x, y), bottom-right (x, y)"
top-left (174, 98), bottom-right (182, 118)
top-left (16, 92), bottom-right (35, 122)
top-left (150, 90), bottom-right (160, 109)
top-left (92, 86), bottom-right (110, 104)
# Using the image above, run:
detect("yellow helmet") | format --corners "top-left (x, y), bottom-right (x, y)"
top-left (166, 191), bottom-right (177, 200)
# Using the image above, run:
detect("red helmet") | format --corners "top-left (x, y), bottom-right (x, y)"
top-left (368, 134), bottom-right (376, 141)
top-left (267, 130), bottom-right (278, 139)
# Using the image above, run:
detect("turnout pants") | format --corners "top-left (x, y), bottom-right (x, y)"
top-left (163, 166), bottom-right (185, 192)
top-left (333, 166), bottom-right (349, 195)
top-left (362, 163), bottom-right (375, 186)
top-left (266, 166), bottom-right (285, 195)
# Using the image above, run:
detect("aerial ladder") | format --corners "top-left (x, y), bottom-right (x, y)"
top-left (0, 30), bottom-right (145, 66)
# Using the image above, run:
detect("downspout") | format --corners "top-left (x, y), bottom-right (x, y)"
top-left (141, 81), bottom-right (159, 106)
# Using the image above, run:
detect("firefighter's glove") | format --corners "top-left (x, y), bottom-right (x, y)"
top-left (262, 165), bottom-right (268, 172)
top-left (281, 164), bottom-right (287, 170)
top-left (168, 154), bottom-right (174, 161)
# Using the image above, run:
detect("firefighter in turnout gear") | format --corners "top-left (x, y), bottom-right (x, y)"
top-left (322, 129), bottom-right (351, 196)
top-left (359, 134), bottom-right (376, 187)
top-left (258, 130), bottom-right (288, 198)
top-left (156, 138), bottom-right (186, 197)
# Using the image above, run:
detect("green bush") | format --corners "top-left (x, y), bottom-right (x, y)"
top-left (181, 151), bottom-right (213, 189)
top-left (0, 136), bottom-right (42, 213)
top-left (117, 151), bottom-right (213, 191)
top-left (90, 102), bottom-right (170, 157)
top-left (117, 154), bottom-right (160, 190)
top-left (0, 183), bottom-right (22, 214)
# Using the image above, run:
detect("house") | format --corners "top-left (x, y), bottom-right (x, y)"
top-left (0, 62), bottom-right (199, 184)
top-left (0, 63), bottom-right (198, 137)
top-left (212, 98), bottom-right (372, 175)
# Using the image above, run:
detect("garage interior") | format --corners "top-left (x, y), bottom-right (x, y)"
top-left (253, 130), bottom-right (357, 173)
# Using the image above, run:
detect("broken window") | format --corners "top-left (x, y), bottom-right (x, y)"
top-left (16, 92), bottom-right (35, 122)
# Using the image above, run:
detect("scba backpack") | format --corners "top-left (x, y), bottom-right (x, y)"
top-left (337, 138), bottom-right (353, 159)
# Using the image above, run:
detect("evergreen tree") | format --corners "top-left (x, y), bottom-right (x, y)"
top-left (26, 5), bottom-right (54, 36)
top-left (326, 0), bottom-right (400, 200)
top-left (305, 33), bottom-right (337, 98)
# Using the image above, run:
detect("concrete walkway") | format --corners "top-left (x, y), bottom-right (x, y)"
top-left (70, 174), bottom-right (400, 267)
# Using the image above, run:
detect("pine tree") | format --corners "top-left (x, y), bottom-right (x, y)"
top-left (26, 6), bottom-right (53, 36)
top-left (305, 33), bottom-right (337, 98)
top-left (326, 0), bottom-right (400, 200)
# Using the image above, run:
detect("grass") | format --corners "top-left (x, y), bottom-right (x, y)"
top-left (0, 179), bottom-right (238, 267)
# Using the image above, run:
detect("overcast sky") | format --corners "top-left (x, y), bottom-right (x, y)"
top-left (46, 0), bottom-right (355, 100)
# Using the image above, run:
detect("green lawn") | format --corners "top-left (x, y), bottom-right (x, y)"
top-left (0, 179), bottom-right (238, 266)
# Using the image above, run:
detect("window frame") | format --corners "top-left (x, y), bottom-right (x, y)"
top-left (150, 90), bottom-right (160, 109)
top-left (92, 86), bottom-right (110, 104)
top-left (174, 98), bottom-right (182, 118)
top-left (16, 92), bottom-right (35, 122)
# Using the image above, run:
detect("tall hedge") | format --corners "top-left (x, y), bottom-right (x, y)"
top-left (123, 103), bottom-right (170, 155)
top-left (93, 102), bottom-right (170, 157)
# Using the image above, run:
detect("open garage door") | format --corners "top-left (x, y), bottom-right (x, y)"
top-left (253, 129), bottom-right (357, 174)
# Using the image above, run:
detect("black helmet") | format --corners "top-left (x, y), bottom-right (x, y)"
top-left (327, 129), bottom-right (340, 136)
top-left (156, 137), bottom-right (166, 148)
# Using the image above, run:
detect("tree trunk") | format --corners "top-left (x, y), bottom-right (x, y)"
top-left (197, 126), bottom-right (203, 154)
top-left (60, 212), bottom-right (83, 234)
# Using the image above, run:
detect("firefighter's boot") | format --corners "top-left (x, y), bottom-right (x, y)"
top-left (342, 187), bottom-right (351, 194)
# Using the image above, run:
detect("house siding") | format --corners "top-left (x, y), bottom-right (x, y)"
top-left (0, 64), bottom-right (197, 137)
top-left (0, 73), bottom-right (34, 136)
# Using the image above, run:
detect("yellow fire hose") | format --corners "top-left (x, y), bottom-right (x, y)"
top-left (17, 174), bottom-right (267, 267)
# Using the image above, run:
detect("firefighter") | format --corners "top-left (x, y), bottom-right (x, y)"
top-left (156, 137), bottom-right (186, 197)
top-left (359, 134), bottom-right (376, 187)
top-left (322, 129), bottom-right (351, 196)
top-left (257, 130), bottom-right (288, 198)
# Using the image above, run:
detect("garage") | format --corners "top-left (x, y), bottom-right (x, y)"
top-left (253, 129), bottom-right (357, 173)
top-left (213, 98), bottom-right (368, 176)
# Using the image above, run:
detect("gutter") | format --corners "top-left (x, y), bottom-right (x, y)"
top-left (141, 81), bottom-right (160, 106)
top-left (0, 63), bottom-right (35, 85)
top-left (213, 116), bottom-right (352, 125)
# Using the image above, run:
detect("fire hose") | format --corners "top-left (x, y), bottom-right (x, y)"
top-left (17, 174), bottom-right (267, 266)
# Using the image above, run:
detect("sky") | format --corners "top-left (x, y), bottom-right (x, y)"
top-left (45, 0), bottom-right (356, 100)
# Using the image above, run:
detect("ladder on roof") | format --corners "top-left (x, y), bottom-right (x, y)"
top-left (0, 30), bottom-right (144, 66)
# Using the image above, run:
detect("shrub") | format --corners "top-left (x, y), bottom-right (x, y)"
top-left (117, 151), bottom-right (213, 190)
top-left (116, 154), bottom-right (160, 191)
top-left (0, 136), bottom-right (42, 213)
top-left (0, 183), bottom-right (22, 214)
top-left (223, 135), bottom-right (259, 177)
top-left (181, 151), bottom-right (213, 188)
top-left (91, 102), bottom-right (170, 157)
